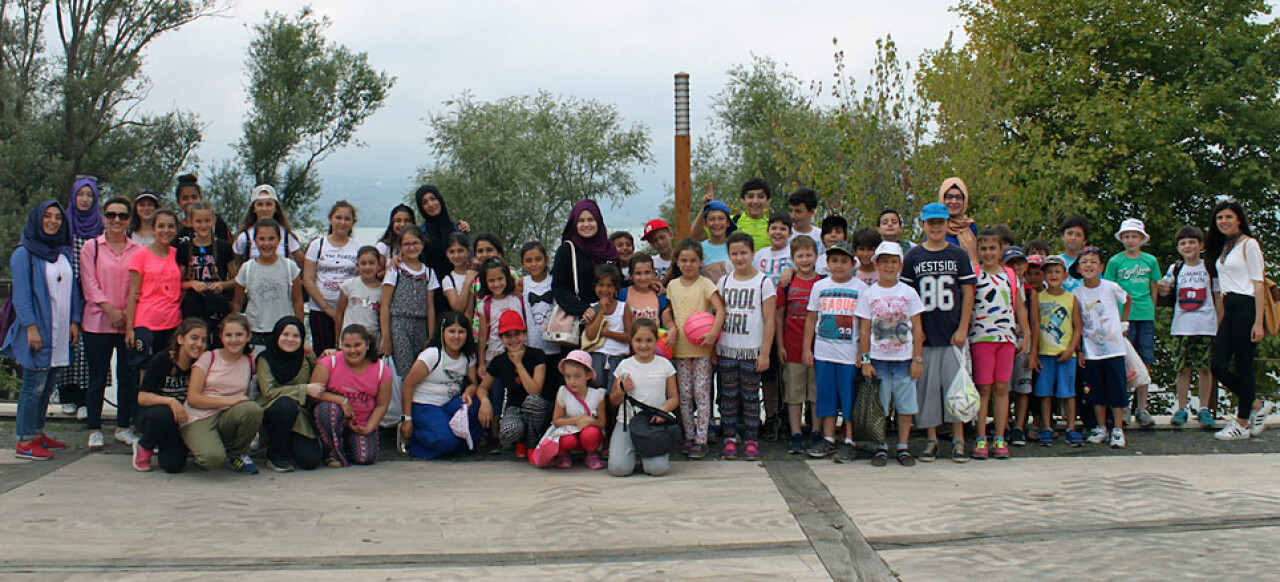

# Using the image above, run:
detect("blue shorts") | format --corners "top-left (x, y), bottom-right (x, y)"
top-left (1126, 321), bottom-right (1155, 365)
top-left (1034, 355), bottom-right (1077, 399)
top-left (873, 360), bottom-right (918, 415)
top-left (1084, 356), bottom-right (1128, 409)
top-left (815, 360), bottom-right (857, 419)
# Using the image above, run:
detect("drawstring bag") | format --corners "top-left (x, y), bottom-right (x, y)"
top-left (945, 346), bottom-right (980, 422)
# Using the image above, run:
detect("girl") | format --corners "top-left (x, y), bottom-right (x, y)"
top-left (477, 257), bottom-right (524, 368)
top-left (60, 176), bottom-right (101, 418)
top-left (400, 312), bottom-right (485, 459)
top-left (621, 253), bottom-right (669, 335)
top-left (128, 190), bottom-right (159, 245)
top-left (176, 201), bottom-right (236, 339)
top-left (174, 174), bottom-right (231, 244)
top-left (376, 204), bottom-right (417, 259)
top-left (521, 240), bottom-right (561, 387)
top-left (475, 310), bottom-right (549, 457)
top-left (584, 264), bottom-right (630, 394)
top-left (337, 246), bottom-right (384, 344)
top-left (180, 314), bottom-right (264, 474)
top-left (125, 209), bottom-right (184, 443)
top-left (81, 196), bottom-right (142, 450)
top-left (232, 185), bottom-right (304, 265)
top-left (232, 218), bottom-right (304, 348)
top-left (303, 201), bottom-right (363, 353)
top-left (531, 350), bottom-right (607, 469)
top-left (5, 201), bottom-right (80, 461)
top-left (469, 233), bottom-right (510, 338)
top-left (309, 324), bottom-right (392, 467)
top-left (968, 229), bottom-right (1030, 460)
top-left (716, 232), bottom-right (776, 462)
top-left (608, 319), bottom-right (678, 477)
top-left (256, 317), bottom-right (322, 472)
top-left (1070, 248), bottom-right (1131, 449)
top-left (134, 318), bottom-right (207, 473)
top-left (416, 185), bottom-right (470, 316)
top-left (610, 231), bottom-right (635, 278)
top-left (661, 239), bottom-right (725, 459)
top-left (440, 232), bottom-right (476, 315)
top-left (380, 227), bottom-right (438, 377)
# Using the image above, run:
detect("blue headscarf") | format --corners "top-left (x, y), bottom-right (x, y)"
top-left (69, 176), bottom-right (103, 239)
top-left (20, 200), bottom-right (71, 263)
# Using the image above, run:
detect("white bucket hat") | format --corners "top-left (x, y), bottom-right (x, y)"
top-left (1114, 218), bottom-right (1149, 244)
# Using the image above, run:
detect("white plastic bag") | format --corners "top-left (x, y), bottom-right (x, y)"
top-left (945, 347), bottom-right (980, 423)
top-left (378, 355), bottom-right (406, 428)
top-left (1123, 338), bottom-right (1150, 388)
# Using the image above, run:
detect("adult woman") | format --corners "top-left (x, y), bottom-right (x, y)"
top-left (938, 177), bottom-right (977, 254)
top-left (80, 195), bottom-right (142, 449)
top-left (4, 201), bottom-right (81, 460)
top-left (551, 200), bottom-right (620, 329)
top-left (181, 314), bottom-right (263, 474)
top-left (125, 209), bottom-right (184, 424)
top-left (1207, 200), bottom-right (1271, 440)
top-left (58, 176), bottom-right (102, 417)
top-left (128, 189), bottom-right (160, 245)
top-left (415, 185), bottom-right (470, 317)
top-left (134, 318), bottom-right (207, 473)
top-left (302, 201), bottom-right (363, 353)
top-left (232, 185), bottom-right (304, 266)
top-left (256, 317), bottom-right (322, 472)
top-left (401, 311), bottom-right (485, 459)
top-left (174, 173), bottom-right (232, 244)
top-left (309, 324), bottom-right (392, 467)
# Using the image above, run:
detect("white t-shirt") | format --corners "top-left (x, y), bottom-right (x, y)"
top-left (652, 255), bottom-right (671, 280)
top-left (374, 240), bottom-right (394, 259)
top-left (233, 227), bottom-right (302, 260)
top-left (382, 262), bottom-right (440, 291)
top-left (1215, 237), bottom-right (1264, 296)
top-left (235, 258), bottom-right (301, 333)
top-left (753, 246), bottom-right (792, 286)
top-left (441, 271), bottom-right (468, 304)
top-left (613, 355), bottom-right (676, 423)
top-left (523, 275), bottom-right (558, 354)
top-left (339, 278), bottom-right (382, 339)
top-left (790, 226), bottom-right (824, 254)
top-left (410, 347), bottom-right (473, 406)
top-left (589, 300), bottom-right (629, 356)
top-left (806, 276), bottom-right (868, 365)
top-left (305, 236), bottom-right (363, 309)
top-left (1072, 280), bottom-right (1129, 360)
top-left (716, 271), bottom-right (777, 360)
top-left (1169, 261), bottom-right (1218, 336)
top-left (854, 281), bottom-right (925, 362)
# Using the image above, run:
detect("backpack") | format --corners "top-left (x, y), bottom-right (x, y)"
top-left (0, 298), bottom-right (15, 345)
top-left (1263, 278), bottom-right (1280, 337)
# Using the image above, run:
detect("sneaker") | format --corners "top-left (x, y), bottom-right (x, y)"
top-left (131, 441), bottom-right (153, 472)
top-left (1086, 427), bottom-right (1108, 445)
top-left (61, 402), bottom-right (77, 415)
top-left (834, 442), bottom-right (855, 463)
top-left (35, 434), bottom-right (66, 450)
top-left (992, 437), bottom-right (1010, 459)
top-left (971, 437), bottom-right (989, 460)
top-left (809, 431), bottom-right (823, 450)
top-left (871, 447), bottom-right (889, 466)
top-left (743, 440), bottom-right (761, 461)
top-left (1038, 429), bottom-right (1055, 446)
top-left (554, 452), bottom-right (573, 468)
top-left (680, 441), bottom-right (694, 456)
top-left (87, 430), bottom-right (105, 451)
top-left (788, 433), bottom-right (805, 454)
top-left (897, 447), bottom-right (916, 466)
top-left (1171, 408), bottom-right (1190, 426)
top-left (515, 443), bottom-right (528, 458)
top-left (919, 440), bottom-right (938, 462)
top-left (76, 406), bottom-right (88, 421)
top-left (1110, 429), bottom-right (1126, 449)
top-left (1248, 401), bottom-right (1273, 437)
top-left (1215, 420), bottom-right (1251, 441)
top-left (266, 457), bottom-right (294, 473)
top-left (721, 437), bottom-right (739, 460)
top-left (1066, 429), bottom-right (1083, 447)
top-left (114, 428), bottom-right (139, 445)
top-left (951, 440), bottom-right (969, 463)
top-left (1197, 408), bottom-right (1216, 429)
top-left (1136, 409), bottom-right (1156, 428)
top-left (584, 453), bottom-right (605, 470)
top-left (1009, 428), bottom-right (1027, 447)
top-left (229, 454), bottom-right (259, 475)
top-left (688, 443), bottom-right (709, 459)
top-left (15, 441), bottom-right (53, 461)
top-left (808, 439), bottom-right (837, 458)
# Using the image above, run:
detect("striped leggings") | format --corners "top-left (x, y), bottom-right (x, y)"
top-left (718, 357), bottom-right (761, 441)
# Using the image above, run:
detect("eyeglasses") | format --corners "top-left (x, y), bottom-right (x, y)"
top-left (104, 212), bottom-right (130, 221)
top-left (943, 193), bottom-right (965, 201)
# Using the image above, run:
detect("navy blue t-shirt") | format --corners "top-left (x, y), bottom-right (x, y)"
top-left (900, 243), bottom-right (976, 347)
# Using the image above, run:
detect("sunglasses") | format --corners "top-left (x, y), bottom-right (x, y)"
top-left (104, 212), bottom-right (130, 221)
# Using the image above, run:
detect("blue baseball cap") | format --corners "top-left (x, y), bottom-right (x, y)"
top-left (920, 202), bottom-right (949, 222)
top-left (703, 200), bottom-right (731, 218)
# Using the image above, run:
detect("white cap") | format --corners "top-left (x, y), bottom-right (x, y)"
top-left (250, 184), bottom-right (278, 202)
top-left (1114, 218), bottom-right (1149, 244)
top-left (871, 241), bottom-right (903, 262)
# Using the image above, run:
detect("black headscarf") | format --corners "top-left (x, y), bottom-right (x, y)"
top-left (20, 200), bottom-right (71, 263)
top-left (415, 184), bottom-right (462, 278)
top-left (260, 317), bottom-right (306, 383)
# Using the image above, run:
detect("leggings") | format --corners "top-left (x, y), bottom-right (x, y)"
top-left (314, 401), bottom-right (379, 466)
top-left (1212, 293), bottom-right (1259, 420)
top-left (718, 357), bottom-right (761, 441)
top-left (675, 357), bottom-right (713, 445)
top-left (262, 398), bottom-right (322, 470)
top-left (135, 404), bottom-right (189, 474)
top-left (559, 425), bottom-right (604, 452)
top-left (498, 393), bottom-right (552, 450)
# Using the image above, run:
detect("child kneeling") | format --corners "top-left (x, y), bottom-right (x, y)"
top-left (608, 320), bottom-right (679, 476)
top-left (531, 350), bottom-right (607, 469)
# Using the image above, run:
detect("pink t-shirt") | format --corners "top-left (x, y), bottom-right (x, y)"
top-left (183, 350), bottom-right (252, 426)
top-left (320, 355), bottom-right (390, 427)
top-left (128, 246), bottom-right (182, 331)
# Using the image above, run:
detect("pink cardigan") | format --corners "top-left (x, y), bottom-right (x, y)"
top-left (80, 235), bottom-right (142, 334)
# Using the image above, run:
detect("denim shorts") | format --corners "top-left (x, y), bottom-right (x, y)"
top-left (1126, 321), bottom-right (1155, 365)
top-left (1034, 355), bottom-right (1077, 399)
top-left (873, 359), bottom-right (918, 416)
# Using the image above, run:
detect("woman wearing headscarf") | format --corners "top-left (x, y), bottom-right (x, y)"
top-left (58, 176), bottom-right (102, 418)
top-left (938, 177), bottom-right (978, 258)
top-left (256, 317), bottom-right (322, 472)
top-left (414, 185), bottom-right (470, 317)
top-left (4, 201), bottom-right (82, 460)
top-left (551, 200), bottom-right (621, 327)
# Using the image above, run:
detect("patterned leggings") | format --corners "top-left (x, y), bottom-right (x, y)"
top-left (314, 401), bottom-right (379, 466)
top-left (499, 395), bottom-right (552, 449)
top-left (389, 315), bottom-right (429, 377)
top-left (718, 357), bottom-right (762, 441)
top-left (675, 356), bottom-right (713, 445)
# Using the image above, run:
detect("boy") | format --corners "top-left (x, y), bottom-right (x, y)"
top-left (754, 212), bottom-right (793, 285)
top-left (698, 200), bottom-right (733, 282)
top-left (1072, 248), bottom-right (1131, 448)
top-left (1030, 256), bottom-right (1083, 446)
top-left (852, 227), bottom-right (882, 286)
top-left (1002, 247), bottom-right (1039, 446)
top-left (1103, 218), bottom-right (1160, 428)
top-left (691, 178), bottom-right (772, 251)
top-left (610, 231), bottom-right (635, 278)
top-left (1059, 215), bottom-right (1089, 293)
top-left (803, 241), bottom-right (868, 462)
top-left (902, 203), bottom-right (975, 462)
top-left (641, 219), bottom-right (674, 280)
top-left (1024, 239), bottom-right (1051, 259)
top-left (877, 209), bottom-right (913, 253)
top-left (716, 232), bottom-right (777, 461)
top-left (855, 241), bottom-right (925, 467)
top-left (788, 188), bottom-right (824, 249)
top-left (777, 236), bottom-right (822, 453)
top-left (1159, 226), bottom-right (1219, 428)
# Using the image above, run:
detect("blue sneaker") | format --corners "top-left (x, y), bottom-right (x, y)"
top-left (1197, 408), bottom-right (1215, 429)
top-left (1065, 429), bottom-right (1083, 447)
top-left (1172, 408), bottom-right (1190, 426)
top-left (229, 454), bottom-right (259, 475)
top-left (788, 433), bottom-right (805, 454)
top-left (1038, 428), bottom-right (1054, 446)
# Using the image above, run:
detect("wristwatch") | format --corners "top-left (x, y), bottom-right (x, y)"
top-left (861, 353), bottom-right (872, 364)
top-left (400, 415), bottom-right (411, 423)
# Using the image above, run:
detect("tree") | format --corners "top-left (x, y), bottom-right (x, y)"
top-left (419, 91), bottom-right (654, 252)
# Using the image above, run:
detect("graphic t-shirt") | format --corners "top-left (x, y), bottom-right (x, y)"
top-left (1168, 261), bottom-right (1218, 336)
top-left (1060, 253), bottom-right (1082, 293)
top-left (523, 275), bottom-right (559, 354)
top-left (901, 244), bottom-right (975, 347)
top-left (806, 276), bottom-right (868, 365)
top-left (1037, 290), bottom-right (1075, 356)
top-left (651, 255), bottom-right (671, 280)
top-left (1072, 280), bottom-right (1128, 360)
top-left (305, 236), bottom-right (363, 310)
top-left (855, 267), bottom-right (880, 288)
top-left (969, 268), bottom-right (1022, 344)
top-left (176, 239), bottom-right (235, 320)
top-left (339, 278), bottom-right (383, 339)
top-left (854, 282), bottom-right (924, 362)
top-left (716, 272), bottom-right (776, 360)
top-left (235, 258), bottom-right (301, 333)
top-left (753, 246), bottom-right (793, 286)
top-left (140, 351), bottom-right (191, 401)
top-left (410, 347), bottom-right (473, 406)
top-left (777, 274), bottom-right (820, 364)
top-left (1103, 252), bottom-right (1159, 321)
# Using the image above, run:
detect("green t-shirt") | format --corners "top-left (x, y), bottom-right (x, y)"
top-left (1103, 251), bottom-right (1160, 321)
top-left (734, 213), bottom-right (771, 252)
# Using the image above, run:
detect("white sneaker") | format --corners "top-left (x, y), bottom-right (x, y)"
top-left (114, 428), bottom-right (139, 445)
top-left (1214, 421), bottom-right (1251, 441)
top-left (87, 430), bottom-right (105, 451)
top-left (1110, 429), bottom-right (1126, 449)
top-left (61, 402), bottom-right (77, 415)
top-left (1248, 401), bottom-right (1273, 437)
top-left (76, 406), bottom-right (88, 421)
top-left (1086, 427), bottom-right (1108, 445)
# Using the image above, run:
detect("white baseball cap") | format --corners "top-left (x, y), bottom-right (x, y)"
top-left (1114, 218), bottom-right (1149, 244)
top-left (872, 241), bottom-right (903, 262)
top-left (250, 184), bottom-right (278, 203)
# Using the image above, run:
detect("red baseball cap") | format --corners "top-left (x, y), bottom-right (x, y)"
top-left (498, 310), bottom-right (525, 336)
top-left (641, 219), bottom-right (670, 242)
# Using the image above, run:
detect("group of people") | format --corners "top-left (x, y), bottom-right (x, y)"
top-left (3, 172), bottom-right (1272, 476)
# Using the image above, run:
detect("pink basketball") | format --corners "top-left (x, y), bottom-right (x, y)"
top-left (683, 311), bottom-right (717, 347)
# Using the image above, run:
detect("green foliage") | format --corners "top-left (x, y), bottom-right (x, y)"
top-left (419, 91), bottom-right (653, 255)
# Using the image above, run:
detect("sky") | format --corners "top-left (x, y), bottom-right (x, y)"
top-left (137, 1), bottom-right (970, 229)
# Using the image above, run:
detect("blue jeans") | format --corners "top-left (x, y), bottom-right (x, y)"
top-left (83, 331), bottom-right (136, 430)
top-left (591, 353), bottom-right (625, 393)
top-left (18, 366), bottom-right (63, 440)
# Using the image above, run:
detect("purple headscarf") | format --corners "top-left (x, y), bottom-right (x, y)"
top-left (69, 176), bottom-right (103, 239)
top-left (561, 200), bottom-right (619, 266)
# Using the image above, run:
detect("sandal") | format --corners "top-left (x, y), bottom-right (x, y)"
top-left (919, 440), bottom-right (938, 462)
top-left (897, 448), bottom-right (916, 467)
top-left (872, 448), bottom-right (889, 467)
top-left (324, 457), bottom-right (342, 469)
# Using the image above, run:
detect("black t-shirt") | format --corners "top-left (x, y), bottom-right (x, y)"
top-left (485, 347), bottom-right (547, 409)
top-left (140, 351), bottom-right (192, 402)
top-left (175, 216), bottom-right (232, 247)
top-left (175, 239), bottom-right (235, 320)
top-left (900, 243), bottom-right (976, 347)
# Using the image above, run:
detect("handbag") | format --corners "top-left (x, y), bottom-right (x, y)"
top-left (542, 241), bottom-right (583, 347)
top-left (851, 377), bottom-right (886, 443)
top-left (624, 395), bottom-right (682, 458)
top-left (580, 315), bottom-right (608, 352)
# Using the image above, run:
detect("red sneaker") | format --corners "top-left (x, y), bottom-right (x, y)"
top-left (131, 441), bottom-right (154, 472)
top-left (35, 434), bottom-right (66, 450)
top-left (15, 441), bottom-right (53, 461)
top-left (514, 443), bottom-right (527, 458)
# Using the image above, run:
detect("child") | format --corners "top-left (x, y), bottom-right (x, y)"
top-left (176, 201), bottom-right (236, 337)
top-left (231, 218), bottom-right (303, 349)
top-left (470, 233), bottom-right (512, 339)
top-left (584, 264), bottom-right (630, 394)
top-left (901, 203), bottom-right (975, 462)
top-left (608, 319), bottom-right (679, 476)
top-left (337, 246), bottom-right (384, 344)
top-left (1159, 226), bottom-right (1219, 428)
top-left (1072, 248), bottom-right (1131, 448)
top-left (698, 199), bottom-right (733, 282)
top-left (521, 241), bottom-right (559, 362)
top-left (1030, 256), bottom-right (1083, 446)
top-left (400, 311), bottom-right (484, 459)
top-left (716, 232), bottom-right (777, 461)
top-left (969, 229), bottom-right (1031, 460)
top-left (852, 227), bottom-right (882, 287)
top-left (309, 324), bottom-right (393, 467)
top-left (379, 228), bottom-right (439, 377)
top-left (532, 350), bottom-right (607, 469)
top-left (180, 314), bottom-right (263, 474)
top-left (787, 188), bottom-right (823, 249)
top-left (877, 209), bottom-right (913, 253)
top-left (641, 219), bottom-right (674, 280)
top-left (440, 232), bottom-right (476, 315)
top-left (232, 185), bottom-right (304, 265)
top-left (1059, 215), bottom-right (1089, 293)
top-left (128, 190), bottom-right (159, 245)
top-left (777, 236), bottom-right (823, 454)
top-left (476, 257), bottom-right (522, 368)
top-left (622, 253), bottom-right (669, 335)
top-left (816, 215), bottom-right (845, 276)
top-left (856, 242), bottom-right (925, 466)
top-left (661, 239), bottom-right (726, 459)
top-left (476, 311), bottom-right (549, 458)
top-left (1103, 218), bottom-right (1160, 427)
top-left (134, 319), bottom-right (207, 473)
top-left (1002, 247), bottom-right (1040, 446)
top-left (754, 212), bottom-right (794, 285)
top-left (375, 204), bottom-right (417, 260)
top-left (302, 201), bottom-right (363, 353)
top-left (1019, 253), bottom-right (1047, 441)
top-left (610, 231), bottom-right (635, 278)
top-left (803, 241), bottom-right (869, 462)
top-left (691, 179), bottom-right (772, 252)
top-left (126, 209), bottom-right (184, 389)
top-left (1024, 239), bottom-right (1051, 260)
